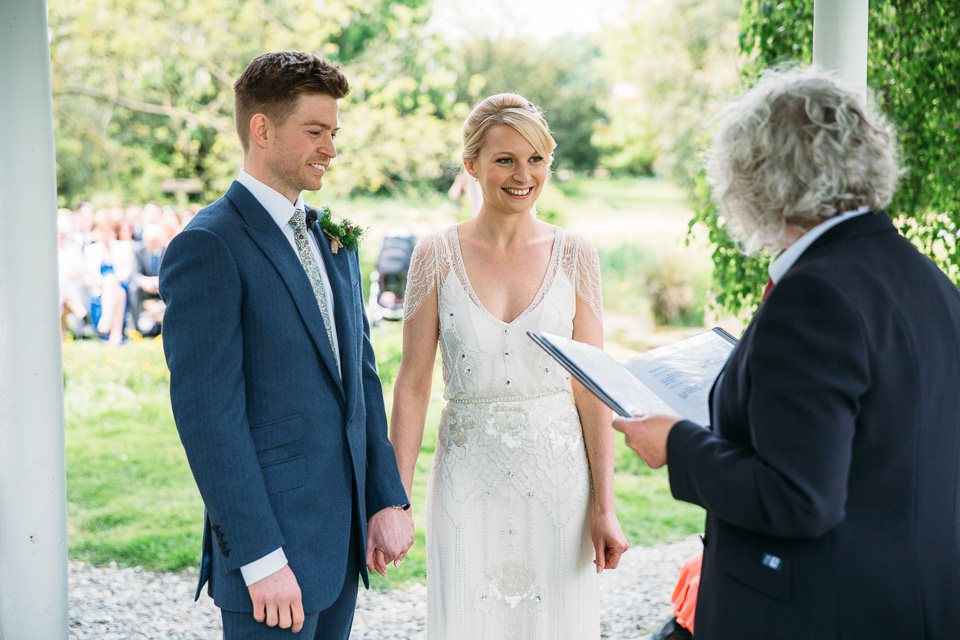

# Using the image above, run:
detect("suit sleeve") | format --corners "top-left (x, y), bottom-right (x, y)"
top-left (160, 227), bottom-right (286, 569)
top-left (667, 271), bottom-right (870, 538)
top-left (353, 251), bottom-right (409, 519)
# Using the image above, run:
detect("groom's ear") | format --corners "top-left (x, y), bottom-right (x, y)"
top-left (249, 113), bottom-right (270, 149)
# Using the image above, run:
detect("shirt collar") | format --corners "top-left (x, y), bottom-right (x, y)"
top-left (237, 169), bottom-right (306, 229)
top-left (769, 206), bottom-right (871, 284)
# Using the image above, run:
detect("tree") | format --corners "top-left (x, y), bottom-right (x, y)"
top-left (595, 0), bottom-right (742, 182)
top-left (451, 36), bottom-right (608, 172)
top-left (48, 0), bottom-right (462, 205)
top-left (691, 0), bottom-right (960, 316)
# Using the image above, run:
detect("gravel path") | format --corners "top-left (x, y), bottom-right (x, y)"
top-left (68, 535), bottom-right (701, 639)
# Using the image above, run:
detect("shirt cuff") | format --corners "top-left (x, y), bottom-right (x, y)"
top-left (240, 548), bottom-right (288, 586)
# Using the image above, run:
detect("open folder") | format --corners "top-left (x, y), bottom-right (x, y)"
top-left (528, 328), bottom-right (738, 425)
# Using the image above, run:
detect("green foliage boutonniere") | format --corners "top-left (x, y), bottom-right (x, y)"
top-left (315, 206), bottom-right (366, 254)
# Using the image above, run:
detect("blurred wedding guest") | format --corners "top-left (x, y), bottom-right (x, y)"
top-left (179, 203), bottom-right (201, 229)
top-left (132, 223), bottom-right (167, 336)
top-left (73, 202), bottom-right (96, 247)
top-left (142, 201), bottom-right (164, 226)
top-left (84, 217), bottom-right (136, 344)
top-left (159, 207), bottom-right (183, 241)
top-left (57, 209), bottom-right (90, 336)
top-left (118, 218), bottom-right (136, 243)
top-left (614, 66), bottom-right (960, 640)
top-left (125, 203), bottom-right (144, 241)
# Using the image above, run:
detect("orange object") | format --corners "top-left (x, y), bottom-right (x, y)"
top-left (671, 553), bottom-right (702, 634)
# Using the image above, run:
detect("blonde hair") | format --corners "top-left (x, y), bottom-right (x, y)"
top-left (462, 93), bottom-right (556, 164)
top-left (706, 66), bottom-right (900, 253)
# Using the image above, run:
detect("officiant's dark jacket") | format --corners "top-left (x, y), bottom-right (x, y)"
top-left (159, 181), bottom-right (407, 613)
top-left (667, 211), bottom-right (960, 639)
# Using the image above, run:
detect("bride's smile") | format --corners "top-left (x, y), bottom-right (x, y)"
top-left (465, 123), bottom-right (548, 216)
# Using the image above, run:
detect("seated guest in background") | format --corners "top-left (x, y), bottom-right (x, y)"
top-left (142, 202), bottom-right (164, 227)
top-left (84, 217), bottom-right (136, 345)
top-left (57, 208), bottom-right (90, 337)
top-left (132, 223), bottom-right (167, 337)
top-left (159, 207), bottom-right (184, 243)
top-left (118, 218), bottom-right (136, 243)
top-left (72, 202), bottom-right (95, 248)
top-left (125, 203), bottom-right (144, 241)
top-left (179, 203), bottom-right (201, 229)
top-left (614, 66), bottom-right (960, 639)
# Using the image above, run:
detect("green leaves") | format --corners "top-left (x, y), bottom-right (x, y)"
top-left (595, 0), bottom-right (743, 186)
top-left (694, 0), bottom-right (960, 318)
top-left (316, 206), bottom-right (367, 252)
top-left (49, 0), bottom-right (458, 205)
top-left (449, 36), bottom-right (608, 173)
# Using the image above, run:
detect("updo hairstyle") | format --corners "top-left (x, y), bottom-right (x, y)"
top-left (462, 93), bottom-right (556, 165)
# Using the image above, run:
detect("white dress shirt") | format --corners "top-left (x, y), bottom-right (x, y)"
top-left (237, 169), bottom-right (341, 370)
top-left (235, 169), bottom-right (341, 585)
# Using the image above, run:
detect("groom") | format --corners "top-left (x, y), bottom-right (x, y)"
top-left (160, 51), bottom-right (413, 638)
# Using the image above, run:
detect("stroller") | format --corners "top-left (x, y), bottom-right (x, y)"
top-left (368, 228), bottom-right (416, 326)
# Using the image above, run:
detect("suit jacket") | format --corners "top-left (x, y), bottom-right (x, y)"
top-left (667, 212), bottom-right (960, 639)
top-left (159, 181), bottom-right (407, 613)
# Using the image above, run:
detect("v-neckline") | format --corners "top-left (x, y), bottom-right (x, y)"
top-left (450, 225), bottom-right (561, 326)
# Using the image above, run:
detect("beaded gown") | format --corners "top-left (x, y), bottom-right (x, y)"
top-left (403, 225), bottom-right (605, 640)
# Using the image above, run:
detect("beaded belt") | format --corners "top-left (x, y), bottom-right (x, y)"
top-left (445, 389), bottom-right (571, 404)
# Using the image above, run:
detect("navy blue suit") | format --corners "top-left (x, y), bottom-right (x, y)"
top-left (667, 212), bottom-right (960, 639)
top-left (160, 182), bottom-right (407, 617)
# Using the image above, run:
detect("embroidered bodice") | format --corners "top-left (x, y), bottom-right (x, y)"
top-left (403, 225), bottom-right (603, 402)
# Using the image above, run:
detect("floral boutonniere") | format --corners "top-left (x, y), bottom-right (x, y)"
top-left (313, 206), bottom-right (366, 254)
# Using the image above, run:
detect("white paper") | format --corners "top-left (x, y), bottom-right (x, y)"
top-left (529, 329), bottom-right (736, 424)
top-left (623, 329), bottom-right (736, 425)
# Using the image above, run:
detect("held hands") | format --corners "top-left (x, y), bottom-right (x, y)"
top-left (591, 507), bottom-right (629, 573)
top-left (611, 413), bottom-right (682, 469)
top-left (247, 564), bottom-right (305, 633)
top-left (366, 506), bottom-right (415, 577)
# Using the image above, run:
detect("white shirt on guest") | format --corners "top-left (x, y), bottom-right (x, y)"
top-left (235, 168), bottom-right (342, 586)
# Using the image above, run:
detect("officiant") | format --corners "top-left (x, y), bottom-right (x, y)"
top-left (613, 66), bottom-right (960, 639)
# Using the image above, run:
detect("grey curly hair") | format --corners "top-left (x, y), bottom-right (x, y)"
top-left (705, 66), bottom-right (900, 253)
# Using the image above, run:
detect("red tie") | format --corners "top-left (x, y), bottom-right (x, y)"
top-left (762, 278), bottom-right (774, 301)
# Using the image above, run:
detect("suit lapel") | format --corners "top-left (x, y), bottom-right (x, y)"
top-left (311, 213), bottom-right (358, 405)
top-left (226, 182), bottom-right (345, 400)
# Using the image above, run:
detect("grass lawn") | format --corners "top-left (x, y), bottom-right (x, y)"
top-left (64, 331), bottom-right (705, 588)
top-left (64, 177), bottom-right (708, 587)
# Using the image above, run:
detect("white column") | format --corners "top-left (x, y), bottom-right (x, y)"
top-left (0, 0), bottom-right (70, 638)
top-left (813, 0), bottom-right (869, 92)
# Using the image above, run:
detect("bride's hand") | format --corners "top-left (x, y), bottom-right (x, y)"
top-left (405, 505), bottom-right (415, 537)
top-left (590, 508), bottom-right (629, 572)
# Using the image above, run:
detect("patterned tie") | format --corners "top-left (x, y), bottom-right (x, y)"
top-left (289, 208), bottom-right (338, 368)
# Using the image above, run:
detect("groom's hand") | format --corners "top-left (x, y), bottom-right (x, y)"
top-left (366, 507), bottom-right (415, 576)
top-left (248, 564), bottom-right (305, 633)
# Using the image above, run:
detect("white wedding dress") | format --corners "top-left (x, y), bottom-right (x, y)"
top-left (403, 225), bottom-right (605, 640)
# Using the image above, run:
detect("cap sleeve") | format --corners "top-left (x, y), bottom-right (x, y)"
top-left (571, 233), bottom-right (604, 325)
top-left (402, 233), bottom-right (440, 323)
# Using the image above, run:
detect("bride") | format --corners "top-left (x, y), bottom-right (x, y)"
top-left (389, 93), bottom-right (628, 639)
